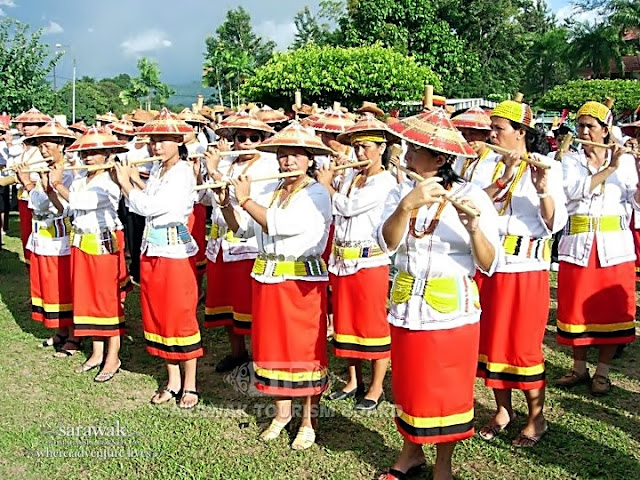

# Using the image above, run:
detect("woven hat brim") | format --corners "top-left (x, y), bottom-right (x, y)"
top-left (24, 134), bottom-right (76, 146)
top-left (452, 119), bottom-right (492, 131)
top-left (257, 143), bottom-right (332, 156)
top-left (390, 120), bottom-right (476, 158)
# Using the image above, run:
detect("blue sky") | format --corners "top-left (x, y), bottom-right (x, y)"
top-left (1, 0), bottom-right (580, 86)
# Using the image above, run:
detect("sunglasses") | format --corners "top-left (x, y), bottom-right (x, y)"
top-left (235, 134), bottom-right (262, 143)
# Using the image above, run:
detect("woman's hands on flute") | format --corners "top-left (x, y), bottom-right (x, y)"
top-left (454, 197), bottom-right (481, 233)
top-left (15, 163), bottom-right (32, 187)
top-left (232, 174), bottom-right (251, 200)
top-left (204, 148), bottom-right (223, 181)
top-left (49, 161), bottom-right (64, 186)
top-left (399, 177), bottom-right (445, 211)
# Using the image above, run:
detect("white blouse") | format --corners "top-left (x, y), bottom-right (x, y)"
top-left (68, 171), bottom-right (122, 232)
top-left (128, 161), bottom-right (197, 259)
top-left (329, 170), bottom-right (396, 276)
top-left (204, 154), bottom-right (280, 263)
top-left (559, 151), bottom-right (639, 267)
top-left (476, 154), bottom-right (568, 272)
top-left (377, 180), bottom-right (501, 331)
top-left (237, 180), bottom-right (332, 284)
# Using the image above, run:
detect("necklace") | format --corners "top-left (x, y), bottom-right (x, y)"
top-left (409, 184), bottom-right (451, 238)
top-left (269, 177), bottom-right (312, 209)
top-left (492, 157), bottom-right (528, 215)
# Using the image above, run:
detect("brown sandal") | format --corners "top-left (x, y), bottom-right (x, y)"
top-left (512, 424), bottom-right (548, 448)
top-left (478, 414), bottom-right (517, 441)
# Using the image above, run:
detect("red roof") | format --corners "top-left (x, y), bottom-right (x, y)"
top-left (579, 55), bottom-right (640, 77)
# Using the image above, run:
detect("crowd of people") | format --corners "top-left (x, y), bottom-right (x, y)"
top-left (0, 94), bottom-right (639, 480)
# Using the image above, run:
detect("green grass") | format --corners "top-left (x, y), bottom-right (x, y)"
top-left (0, 213), bottom-right (639, 480)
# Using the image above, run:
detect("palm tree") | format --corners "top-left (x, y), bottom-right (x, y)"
top-left (570, 21), bottom-right (625, 78)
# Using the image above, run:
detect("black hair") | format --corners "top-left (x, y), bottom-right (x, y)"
top-left (178, 143), bottom-right (188, 161)
top-left (304, 149), bottom-right (317, 178)
top-left (437, 156), bottom-right (464, 189)
top-left (509, 121), bottom-right (550, 155)
top-left (379, 142), bottom-right (391, 168)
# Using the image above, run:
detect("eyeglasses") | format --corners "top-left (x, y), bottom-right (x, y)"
top-left (235, 134), bottom-right (262, 143)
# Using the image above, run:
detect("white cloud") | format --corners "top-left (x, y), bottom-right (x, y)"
top-left (87, 27), bottom-right (94, 33)
top-left (254, 20), bottom-right (296, 51)
top-left (42, 21), bottom-right (64, 36)
top-left (0, 1), bottom-right (16, 6)
top-left (121, 29), bottom-right (172, 56)
top-left (0, 9), bottom-right (4, 16)
top-left (556, 5), bottom-right (604, 25)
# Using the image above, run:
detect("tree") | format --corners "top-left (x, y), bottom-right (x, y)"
top-left (0, 18), bottom-right (58, 115)
top-left (292, 1), bottom-right (346, 48)
top-left (120, 57), bottom-right (175, 110)
top-left (240, 44), bottom-right (441, 110)
top-left (537, 79), bottom-right (640, 113)
top-left (524, 27), bottom-right (572, 98)
top-left (569, 22), bottom-right (626, 78)
top-left (202, 7), bottom-right (276, 106)
top-left (57, 74), bottom-right (134, 123)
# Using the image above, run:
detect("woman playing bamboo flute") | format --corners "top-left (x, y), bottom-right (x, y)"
top-left (114, 109), bottom-right (204, 408)
top-left (315, 114), bottom-right (397, 410)
top-left (474, 98), bottom-right (568, 447)
top-left (555, 100), bottom-right (640, 395)
top-left (15, 121), bottom-right (76, 352)
top-left (379, 109), bottom-right (501, 480)
top-left (49, 127), bottom-right (132, 381)
top-left (218, 123), bottom-right (332, 450)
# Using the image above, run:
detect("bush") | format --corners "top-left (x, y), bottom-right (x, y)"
top-left (537, 79), bottom-right (640, 115)
top-left (240, 44), bottom-right (441, 110)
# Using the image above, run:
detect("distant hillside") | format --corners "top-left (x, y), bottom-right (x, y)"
top-left (168, 81), bottom-right (216, 106)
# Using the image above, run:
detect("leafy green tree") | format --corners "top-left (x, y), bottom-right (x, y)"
top-left (537, 79), bottom-right (640, 113)
top-left (120, 57), bottom-right (175, 110)
top-left (0, 18), bottom-right (58, 115)
top-left (240, 44), bottom-right (441, 110)
top-left (525, 27), bottom-right (572, 98)
top-left (292, 1), bottom-right (346, 48)
top-left (202, 7), bottom-right (276, 106)
top-left (339, 0), bottom-right (479, 97)
top-left (569, 22), bottom-right (626, 78)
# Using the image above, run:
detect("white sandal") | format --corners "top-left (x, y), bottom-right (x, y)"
top-left (291, 426), bottom-right (316, 451)
top-left (259, 418), bottom-right (290, 442)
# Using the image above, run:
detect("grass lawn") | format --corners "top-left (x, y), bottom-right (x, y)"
top-left (0, 213), bottom-right (638, 480)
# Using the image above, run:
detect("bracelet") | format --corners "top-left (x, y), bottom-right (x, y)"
top-left (495, 178), bottom-right (507, 190)
top-left (537, 192), bottom-right (550, 198)
top-left (216, 199), bottom-right (230, 208)
top-left (238, 196), bottom-right (251, 208)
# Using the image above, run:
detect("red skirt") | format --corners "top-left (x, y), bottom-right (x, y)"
top-left (204, 255), bottom-right (253, 335)
top-left (557, 244), bottom-right (636, 347)
top-left (30, 253), bottom-right (73, 329)
top-left (71, 231), bottom-right (128, 337)
top-left (188, 204), bottom-right (207, 275)
top-left (140, 254), bottom-right (203, 360)
top-left (391, 322), bottom-right (479, 444)
top-left (477, 271), bottom-right (548, 390)
top-left (330, 266), bottom-right (391, 360)
top-left (252, 279), bottom-right (329, 397)
top-left (18, 199), bottom-right (32, 265)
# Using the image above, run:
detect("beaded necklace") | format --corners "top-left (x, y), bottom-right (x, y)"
top-left (408, 184), bottom-right (451, 238)
top-left (491, 157), bottom-right (528, 215)
top-left (269, 176), bottom-right (312, 209)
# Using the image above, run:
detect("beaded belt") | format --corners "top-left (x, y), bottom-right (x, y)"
top-left (390, 271), bottom-right (479, 314)
top-left (332, 242), bottom-right (384, 260)
top-left (209, 224), bottom-right (241, 244)
top-left (143, 224), bottom-right (192, 247)
top-left (502, 235), bottom-right (552, 262)
top-left (33, 217), bottom-right (71, 239)
top-left (70, 228), bottom-right (118, 255)
top-left (252, 254), bottom-right (327, 278)
top-left (566, 215), bottom-right (624, 235)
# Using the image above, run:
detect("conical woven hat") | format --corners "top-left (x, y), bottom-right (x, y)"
top-left (356, 101), bottom-right (385, 118)
top-left (255, 106), bottom-right (290, 124)
top-left (67, 127), bottom-right (128, 153)
top-left (108, 119), bottom-right (137, 137)
top-left (96, 111), bottom-right (119, 123)
top-left (14, 107), bottom-right (52, 125)
top-left (451, 106), bottom-right (492, 131)
top-left (215, 111), bottom-right (274, 137)
top-left (123, 109), bottom-right (155, 125)
top-left (24, 120), bottom-right (76, 145)
top-left (257, 122), bottom-right (333, 156)
top-left (337, 113), bottom-right (400, 145)
top-left (68, 121), bottom-right (88, 134)
top-left (178, 108), bottom-right (208, 125)
top-left (389, 109), bottom-right (476, 158)
top-left (137, 108), bottom-right (194, 136)
top-left (309, 109), bottom-right (355, 134)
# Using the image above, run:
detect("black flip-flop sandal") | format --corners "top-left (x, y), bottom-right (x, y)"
top-left (179, 390), bottom-right (200, 409)
top-left (151, 388), bottom-right (181, 405)
top-left (40, 333), bottom-right (68, 349)
top-left (381, 463), bottom-right (426, 480)
top-left (53, 339), bottom-right (83, 358)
